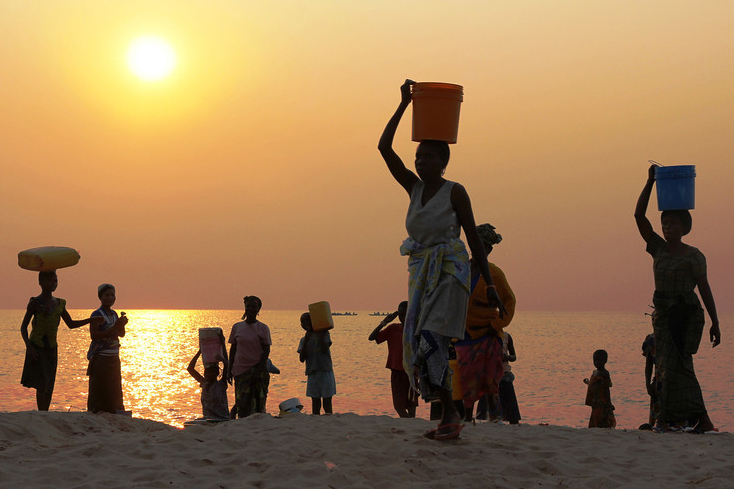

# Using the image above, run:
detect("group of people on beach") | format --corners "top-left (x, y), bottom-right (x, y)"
top-left (377, 80), bottom-right (525, 439)
top-left (19, 280), bottom-right (337, 420)
top-left (20, 275), bottom-right (128, 415)
top-left (370, 297), bottom-right (521, 425)
top-left (378, 79), bottom-right (721, 438)
top-left (581, 163), bottom-right (722, 432)
top-left (19, 80), bottom-right (722, 439)
top-left (185, 296), bottom-right (336, 420)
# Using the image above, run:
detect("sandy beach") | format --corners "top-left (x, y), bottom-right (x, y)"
top-left (1, 412), bottom-right (732, 488)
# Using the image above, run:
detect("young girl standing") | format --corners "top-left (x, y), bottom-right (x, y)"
top-left (87, 283), bottom-right (129, 414)
top-left (298, 312), bottom-right (336, 415)
top-left (187, 348), bottom-right (229, 420)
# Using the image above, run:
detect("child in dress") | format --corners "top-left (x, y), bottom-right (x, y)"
top-left (187, 348), bottom-right (229, 420)
top-left (584, 349), bottom-right (616, 428)
top-left (20, 271), bottom-right (104, 410)
top-left (498, 331), bottom-right (521, 424)
top-left (297, 312), bottom-right (336, 415)
top-left (640, 332), bottom-right (661, 430)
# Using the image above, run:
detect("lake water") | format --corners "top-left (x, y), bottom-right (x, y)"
top-left (1, 309), bottom-right (731, 430)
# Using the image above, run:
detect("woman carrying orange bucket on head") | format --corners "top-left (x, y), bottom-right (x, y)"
top-left (378, 79), bottom-right (506, 441)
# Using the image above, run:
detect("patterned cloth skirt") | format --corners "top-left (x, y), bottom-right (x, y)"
top-left (652, 293), bottom-right (707, 423)
top-left (20, 346), bottom-right (57, 395)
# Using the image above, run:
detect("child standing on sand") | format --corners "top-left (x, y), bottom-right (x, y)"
top-left (298, 312), bottom-right (336, 415)
top-left (20, 271), bottom-right (104, 411)
top-left (368, 301), bottom-right (417, 418)
top-left (498, 331), bottom-right (521, 424)
top-left (584, 349), bottom-right (616, 428)
top-left (187, 347), bottom-right (229, 420)
top-left (641, 332), bottom-right (661, 430)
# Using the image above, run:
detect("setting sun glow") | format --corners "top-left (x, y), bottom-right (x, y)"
top-left (126, 36), bottom-right (176, 81)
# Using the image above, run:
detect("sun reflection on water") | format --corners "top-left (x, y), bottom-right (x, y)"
top-left (1, 309), bottom-right (732, 430)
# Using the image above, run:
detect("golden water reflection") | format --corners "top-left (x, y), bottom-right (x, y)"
top-left (1, 310), bottom-right (732, 430)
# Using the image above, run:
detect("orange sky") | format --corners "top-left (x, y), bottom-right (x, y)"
top-left (2, 1), bottom-right (733, 313)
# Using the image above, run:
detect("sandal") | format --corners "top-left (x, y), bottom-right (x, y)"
top-left (434, 422), bottom-right (465, 441)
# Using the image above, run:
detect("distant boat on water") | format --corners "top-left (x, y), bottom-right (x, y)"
top-left (332, 311), bottom-right (357, 316)
top-left (369, 312), bottom-right (389, 316)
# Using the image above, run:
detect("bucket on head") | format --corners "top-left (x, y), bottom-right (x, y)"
top-left (199, 327), bottom-right (225, 365)
top-left (308, 301), bottom-right (334, 331)
top-left (655, 165), bottom-right (696, 211)
top-left (411, 82), bottom-right (463, 144)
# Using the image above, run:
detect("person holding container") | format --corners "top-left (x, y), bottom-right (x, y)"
top-left (635, 164), bottom-right (721, 432)
top-left (378, 79), bottom-right (506, 441)
top-left (87, 283), bottom-right (129, 414)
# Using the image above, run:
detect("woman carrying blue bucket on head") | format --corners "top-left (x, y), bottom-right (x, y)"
top-left (635, 164), bottom-right (721, 432)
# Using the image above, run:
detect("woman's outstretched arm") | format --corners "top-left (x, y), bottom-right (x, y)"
top-left (378, 79), bottom-right (419, 194)
top-left (635, 165), bottom-right (656, 243)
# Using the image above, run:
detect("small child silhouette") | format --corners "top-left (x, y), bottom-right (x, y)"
top-left (584, 349), bottom-right (616, 428)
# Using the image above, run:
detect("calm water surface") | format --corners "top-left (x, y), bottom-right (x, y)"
top-left (1, 310), bottom-right (731, 430)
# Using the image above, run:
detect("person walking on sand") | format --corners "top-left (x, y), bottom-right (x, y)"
top-left (20, 271), bottom-right (104, 411)
top-left (369, 301), bottom-right (418, 418)
top-left (378, 79), bottom-right (506, 441)
top-left (635, 165), bottom-right (721, 432)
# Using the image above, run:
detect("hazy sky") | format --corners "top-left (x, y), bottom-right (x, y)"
top-left (2, 1), bottom-right (733, 313)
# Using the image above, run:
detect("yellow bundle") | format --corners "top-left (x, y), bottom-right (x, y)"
top-left (18, 246), bottom-right (80, 271)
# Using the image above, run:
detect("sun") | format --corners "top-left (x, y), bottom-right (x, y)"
top-left (127, 36), bottom-right (176, 81)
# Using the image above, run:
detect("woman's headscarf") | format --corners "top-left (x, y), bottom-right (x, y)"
top-left (476, 223), bottom-right (502, 253)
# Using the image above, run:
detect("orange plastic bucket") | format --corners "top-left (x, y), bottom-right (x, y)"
top-left (411, 82), bottom-right (464, 144)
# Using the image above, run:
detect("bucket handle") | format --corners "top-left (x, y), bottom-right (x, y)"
top-left (648, 159), bottom-right (664, 167)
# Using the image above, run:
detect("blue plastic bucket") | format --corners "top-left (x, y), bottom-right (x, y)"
top-left (655, 165), bottom-right (696, 211)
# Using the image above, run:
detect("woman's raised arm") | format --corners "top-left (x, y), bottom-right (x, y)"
top-left (378, 79), bottom-right (419, 194)
top-left (634, 165), bottom-right (656, 243)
